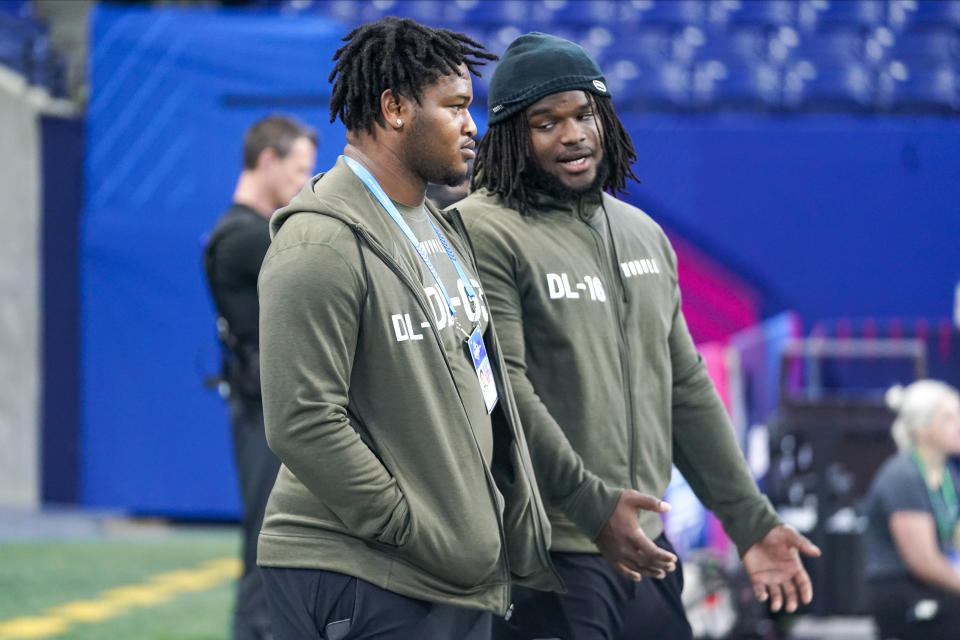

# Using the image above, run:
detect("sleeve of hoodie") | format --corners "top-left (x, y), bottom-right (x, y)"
top-left (258, 220), bottom-right (409, 545)
top-left (662, 236), bottom-right (782, 557)
top-left (468, 222), bottom-right (621, 542)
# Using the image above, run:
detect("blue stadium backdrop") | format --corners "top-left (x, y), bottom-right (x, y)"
top-left (82, 3), bottom-right (960, 517)
top-left (81, 5), bottom-right (354, 517)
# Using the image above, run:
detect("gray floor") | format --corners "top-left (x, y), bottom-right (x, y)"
top-left (0, 505), bottom-right (227, 541)
top-left (0, 505), bottom-right (123, 540)
top-left (787, 616), bottom-right (876, 640)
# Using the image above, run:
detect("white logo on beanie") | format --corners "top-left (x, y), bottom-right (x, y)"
top-left (593, 79), bottom-right (607, 93)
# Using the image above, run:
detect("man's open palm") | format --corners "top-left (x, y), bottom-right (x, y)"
top-left (742, 524), bottom-right (821, 613)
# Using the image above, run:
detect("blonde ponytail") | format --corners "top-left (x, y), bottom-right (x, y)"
top-left (887, 380), bottom-right (959, 451)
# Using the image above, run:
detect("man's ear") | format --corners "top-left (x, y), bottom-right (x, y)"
top-left (255, 146), bottom-right (280, 171)
top-left (380, 88), bottom-right (407, 131)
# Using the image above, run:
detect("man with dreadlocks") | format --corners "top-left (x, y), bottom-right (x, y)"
top-left (255, 18), bottom-right (563, 640)
top-left (454, 33), bottom-right (822, 639)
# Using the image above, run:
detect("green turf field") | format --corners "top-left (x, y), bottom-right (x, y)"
top-left (0, 527), bottom-right (241, 639)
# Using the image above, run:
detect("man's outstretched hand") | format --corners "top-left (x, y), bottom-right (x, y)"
top-left (742, 524), bottom-right (822, 613)
top-left (595, 490), bottom-right (676, 581)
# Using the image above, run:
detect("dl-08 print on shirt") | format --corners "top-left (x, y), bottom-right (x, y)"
top-left (388, 200), bottom-right (489, 346)
top-left (388, 199), bottom-right (498, 427)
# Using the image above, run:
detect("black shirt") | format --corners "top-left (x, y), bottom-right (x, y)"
top-left (204, 203), bottom-right (270, 396)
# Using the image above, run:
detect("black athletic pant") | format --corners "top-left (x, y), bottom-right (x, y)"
top-left (229, 393), bottom-right (281, 640)
top-left (868, 575), bottom-right (960, 640)
top-left (260, 567), bottom-right (493, 639)
top-left (494, 535), bottom-right (693, 640)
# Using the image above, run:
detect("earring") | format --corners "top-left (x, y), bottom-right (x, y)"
top-left (396, 119), bottom-right (402, 126)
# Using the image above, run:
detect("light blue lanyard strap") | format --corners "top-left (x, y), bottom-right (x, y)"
top-left (343, 155), bottom-right (476, 317)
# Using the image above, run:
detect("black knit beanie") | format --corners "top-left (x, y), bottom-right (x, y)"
top-left (487, 32), bottom-right (610, 125)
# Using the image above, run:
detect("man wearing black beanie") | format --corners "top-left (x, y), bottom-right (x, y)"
top-left (454, 32), bottom-right (822, 639)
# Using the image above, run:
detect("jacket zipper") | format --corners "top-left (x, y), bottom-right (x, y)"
top-left (447, 209), bottom-right (564, 584)
top-left (351, 223), bottom-right (513, 615)
top-left (581, 208), bottom-right (638, 490)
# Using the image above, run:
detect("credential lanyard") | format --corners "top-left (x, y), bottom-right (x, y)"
top-left (912, 451), bottom-right (960, 548)
top-left (344, 155), bottom-right (476, 319)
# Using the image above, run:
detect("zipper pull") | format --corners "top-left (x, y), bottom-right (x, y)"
top-left (504, 602), bottom-right (514, 621)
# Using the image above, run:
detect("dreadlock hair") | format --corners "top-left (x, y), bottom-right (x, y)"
top-left (329, 17), bottom-right (497, 134)
top-left (472, 94), bottom-right (640, 215)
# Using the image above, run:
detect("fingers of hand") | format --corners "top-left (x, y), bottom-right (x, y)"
top-left (627, 490), bottom-right (671, 514)
top-left (634, 534), bottom-right (677, 565)
top-left (800, 537), bottom-right (822, 557)
top-left (781, 578), bottom-right (800, 613)
top-left (785, 526), bottom-right (822, 558)
top-left (655, 555), bottom-right (677, 574)
top-left (650, 548), bottom-right (677, 572)
top-left (753, 582), bottom-right (768, 602)
top-left (616, 548), bottom-right (673, 576)
top-left (616, 562), bottom-right (643, 582)
top-left (796, 567), bottom-right (814, 604)
top-left (767, 583), bottom-right (785, 613)
top-left (617, 554), bottom-right (658, 577)
top-left (633, 549), bottom-right (676, 574)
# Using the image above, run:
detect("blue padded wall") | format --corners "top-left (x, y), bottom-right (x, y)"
top-left (620, 114), bottom-right (960, 322)
top-left (82, 5), bottom-right (352, 517)
top-left (42, 115), bottom-right (84, 505)
top-left (82, 4), bottom-right (959, 517)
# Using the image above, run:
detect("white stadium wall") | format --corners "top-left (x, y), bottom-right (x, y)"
top-left (0, 66), bottom-right (41, 508)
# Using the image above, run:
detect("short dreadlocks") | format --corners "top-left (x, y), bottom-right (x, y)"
top-left (329, 17), bottom-right (496, 134)
top-left (472, 94), bottom-right (640, 215)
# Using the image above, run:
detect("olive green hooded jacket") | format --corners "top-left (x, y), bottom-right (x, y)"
top-left (456, 188), bottom-right (781, 557)
top-left (256, 158), bottom-right (576, 614)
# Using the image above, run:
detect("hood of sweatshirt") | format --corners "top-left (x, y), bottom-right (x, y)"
top-left (526, 189), bottom-right (604, 224)
top-left (271, 156), bottom-right (445, 247)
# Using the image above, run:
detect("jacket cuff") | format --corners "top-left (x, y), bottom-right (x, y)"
top-left (725, 495), bottom-right (783, 557)
top-left (563, 475), bottom-right (623, 542)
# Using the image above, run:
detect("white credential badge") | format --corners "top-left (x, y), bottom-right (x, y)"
top-left (467, 327), bottom-right (498, 414)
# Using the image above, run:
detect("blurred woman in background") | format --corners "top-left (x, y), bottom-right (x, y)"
top-left (863, 380), bottom-right (960, 639)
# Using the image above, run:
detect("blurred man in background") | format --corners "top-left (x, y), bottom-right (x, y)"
top-left (203, 114), bottom-right (317, 640)
top-left (456, 32), bottom-right (821, 640)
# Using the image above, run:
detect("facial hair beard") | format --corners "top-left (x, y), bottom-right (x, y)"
top-left (523, 156), bottom-right (610, 203)
top-left (403, 113), bottom-right (470, 188)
